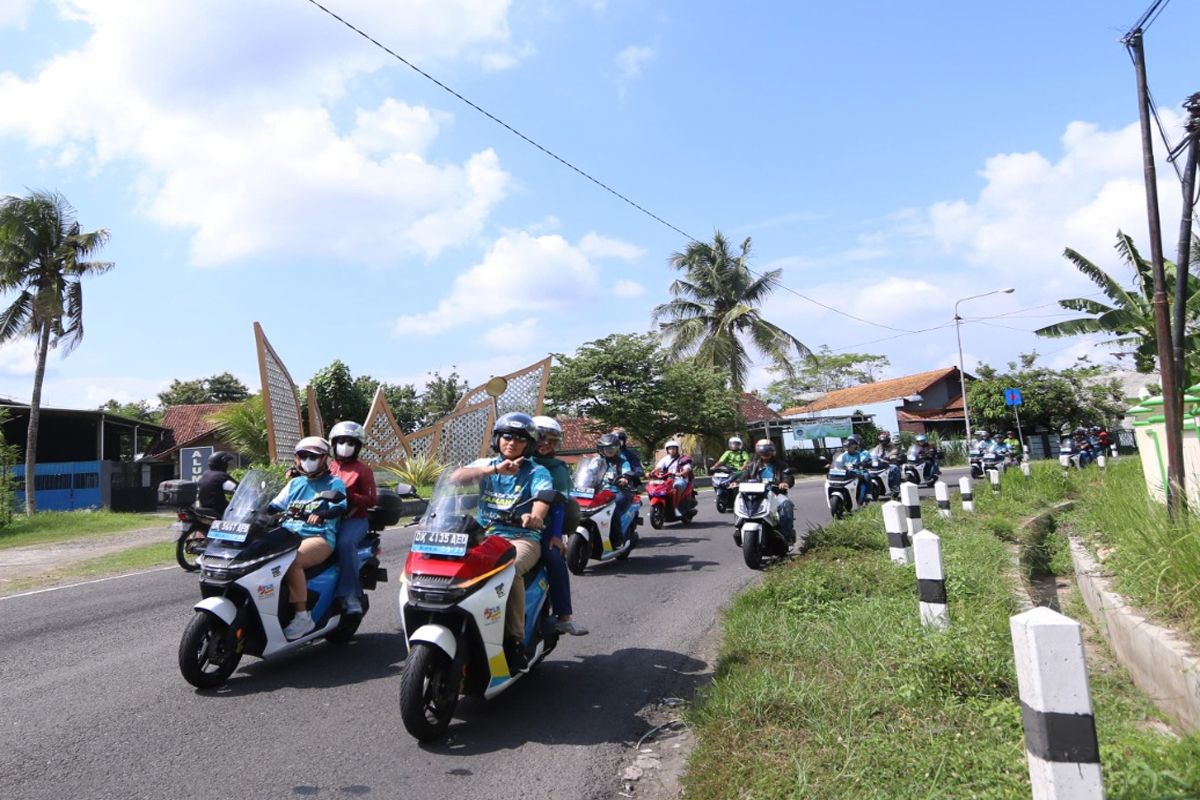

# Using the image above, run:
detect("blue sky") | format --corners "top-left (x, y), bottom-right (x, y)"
top-left (0, 0), bottom-right (1196, 410)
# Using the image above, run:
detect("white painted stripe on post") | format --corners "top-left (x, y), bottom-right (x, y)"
top-left (914, 529), bottom-right (949, 630)
top-left (1010, 607), bottom-right (1104, 799)
top-left (882, 500), bottom-right (913, 565)
top-left (959, 476), bottom-right (974, 513)
top-left (900, 483), bottom-right (922, 540)
top-left (1021, 461), bottom-right (1032, 478)
top-left (1097, 454), bottom-right (1106, 470)
top-left (988, 468), bottom-right (1001, 494)
top-left (934, 480), bottom-right (951, 518)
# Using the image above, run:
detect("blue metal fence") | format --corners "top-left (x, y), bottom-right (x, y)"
top-left (11, 460), bottom-right (103, 511)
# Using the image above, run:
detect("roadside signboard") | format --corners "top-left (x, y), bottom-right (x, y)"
top-left (180, 446), bottom-right (213, 483)
top-left (792, 416), bottom-right (854, 440)
top-left (1003, 388), bottom-right (1024, 407)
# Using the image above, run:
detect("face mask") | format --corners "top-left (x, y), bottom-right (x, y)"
top-left (300, 457), bottom-right (321, 474)
top-left (335, 443), bottom-right (355, 459)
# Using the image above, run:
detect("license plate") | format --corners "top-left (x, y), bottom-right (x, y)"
top-left (411, 528), bottom-right (469, 556)
top-left (171, 521), bottom-right (188, 532)
top-left (570, 488), bottom-right (595, 499)
top-left (208, 519), bottom-right (250, 543)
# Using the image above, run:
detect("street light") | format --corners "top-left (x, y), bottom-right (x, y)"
top-left (955, 287), bottom-right (1014, 441)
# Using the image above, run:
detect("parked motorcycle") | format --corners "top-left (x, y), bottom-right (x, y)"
top-left (710, 465), bottom-right (736, 514)
top-left (397, 473), bottom-right (564, 741)
top-left (564, 454), bottom-right (641, 575)
top-left (732, 480), bottom-right (790, 569)
top-left (645, 469), bottom-right (696, 528)
top-left (178, 470), bottom-right (394, 689)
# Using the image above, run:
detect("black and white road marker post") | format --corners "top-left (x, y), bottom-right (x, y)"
top-left (900, 483), bottom-right (922, 541)
top-left (1096, 454), bottom-right (1106, 470)
top-left (934, 480), bottom-right (951, 519)
top-left (988, 468), bottom-right (1001, 495)
top-left (959, 476), bottom-right (974, 513)
top-left (914, 529), bottom-right (949, 630)
top-left (1010, 607), bottom-right (1105, 799)
top-left (882, 500), bottom-right (913, 565)
top-left (1021, 460), bottom-right (1032, 478)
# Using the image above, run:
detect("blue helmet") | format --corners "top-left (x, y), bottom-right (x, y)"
top-left (915, 434), bottom-right (928, 443)
top-left (491, 412), bottom-right (538, 456)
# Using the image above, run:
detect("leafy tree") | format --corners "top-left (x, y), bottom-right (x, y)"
top-left (383, 383), bottom-right (422, 432)
top-left (157, 378), bottom-right (212, 407)
top-left (763, 346), bottom-right (891, 407)
top-left (0, 190), bottom-right (112, 513)
top-left (967, 352), bottom-right (1125, 434)
top-left (547, 333), bottom-right (740, 452)
top-left (98, 398), bottom-right (161, 423)
top-left (1035, 231), bottom-right (1200, 378)
top-left (420, 369), bottom-right (469, 426)
top-left (205, 372), bottom-right (250, 403)
top-left (652, 231), bottom-right (809, 392)
top-left (310, 359), bottom-right (370, 424)
top-left (208, 396), bottom-right (270, 464)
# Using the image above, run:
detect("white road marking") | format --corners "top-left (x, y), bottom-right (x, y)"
top-left (0, 565), bottom-right (177, 601)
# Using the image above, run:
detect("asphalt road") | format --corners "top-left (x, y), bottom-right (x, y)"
top-left (0, 472), bottom-right (962, 800)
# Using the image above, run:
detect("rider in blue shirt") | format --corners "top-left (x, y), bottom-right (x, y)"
top-left (597, 432), bottom-right (638, 547)
top-left (732, 439), bottom-right (796, 546)
top-left (832, 434), bottom-right (872, 505)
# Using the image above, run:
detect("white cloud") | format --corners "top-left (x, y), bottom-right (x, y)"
top-left (614, 279), bottom-right (644, 298)
top-left (579, 231), bottom-right (645, 260)
top-left (483, 318), bottom-right (539, 350)
top-left (0, 340), bottom-right (37, 377)
top-left (615, 44), bottom-right (656, 95)
top-left (0, 0), bottom-right (521, 265)
top-left (392, 230), bottom-right (601, 336)
top-left (0, 0), bottom-right (32, 30)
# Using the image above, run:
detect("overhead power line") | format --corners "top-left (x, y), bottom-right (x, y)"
top-left (300, 0), bottom-right (916, 334)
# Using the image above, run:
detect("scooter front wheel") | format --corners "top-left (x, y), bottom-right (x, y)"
top-left (399, 642), bottom-right (459, 742)
top-left (742, 528), bottom-right (763, 570)
top-left (179, 612), bottom-right (241, 689)
top-left (649, 506), bottom-right (664, 529)
top-left (175, 529), bottom-right (205, 572)
top-left (830, 495), bottom-right (846, 520)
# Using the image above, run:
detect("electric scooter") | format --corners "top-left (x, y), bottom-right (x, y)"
top-left (564, 454), bottom-right (641, 575)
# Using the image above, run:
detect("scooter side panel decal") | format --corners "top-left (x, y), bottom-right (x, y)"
top-left (459, 565), bottom-right (514, 650)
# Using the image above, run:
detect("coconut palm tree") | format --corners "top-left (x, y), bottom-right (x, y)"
top-left (0, 191), bottom-right (111, 513)
top-left (652, 231), bottom-right (809, 392)
top-left (1035, 231), bottom-right (1200, 377)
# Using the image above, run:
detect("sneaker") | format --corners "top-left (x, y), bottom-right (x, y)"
top-left (343, 596), bottom-right (363, 616)
top-left (503, 638), bottom-right (529, 674)
top-left (555, 619), bottom-right (589, 636)
top-left (283, 610), bottom-right (314, 640)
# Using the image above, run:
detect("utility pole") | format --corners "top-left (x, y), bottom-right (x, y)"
top-left (1125, 29), bottom-right (1184, 514)
top-left (1171, 93), bottom-right (1200, 394)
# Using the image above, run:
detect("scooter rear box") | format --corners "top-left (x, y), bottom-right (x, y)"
top-left (158, 479), bottom-right (198, 507)
top-left (369, 489), bottom-right (404, 528)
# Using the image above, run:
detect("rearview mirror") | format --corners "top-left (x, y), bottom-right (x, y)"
top-left (316, 490), bottom-right (346, 503)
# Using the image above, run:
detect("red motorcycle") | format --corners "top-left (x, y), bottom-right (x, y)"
top-left (645, 469), bottom-right (697, 529)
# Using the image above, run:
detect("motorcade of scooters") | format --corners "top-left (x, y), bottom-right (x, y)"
top-left (709, 463), bottom-right (736, 514)
top-left (178, 470), bottom-right (395, 689)
top-left (645, 469), bottom-right (697, 528)
top-left (564, 453), bottom-right (641, 575)
top-left (397, 470), bottom-right (565, 741)
top-left (905, 452), bottom-right (943, 487)
top-left (732, 478), bottom-right (791, 569)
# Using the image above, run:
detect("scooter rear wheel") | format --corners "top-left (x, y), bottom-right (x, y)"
top-left (325, 594), bottom-right (369, 643)
top-left (399, 642), bottom-right (459, 742)
top-left (179, 612), bottom-right (241, 689)
top-left (175, 529), bottom-right (205, 572)
top-left (566, 532), bottom-right (589, 575)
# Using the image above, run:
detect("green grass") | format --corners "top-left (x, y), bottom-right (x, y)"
top-left (683, 461), bottom-right (1200, 799)
top-left (2, 540), bottom-right (174, 594)
top-left (0, 510), bottom-right (171, 550)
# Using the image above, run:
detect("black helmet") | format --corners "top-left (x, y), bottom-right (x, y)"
top-left (613, 429), bottom-right (628, 444)
top-left (846, 434), bottom-right (862, 446)
top-left (208, 451), bottom-right (235, 470)
top-left (597, 433), bottom-right (621, 457)
top-left (491, 412), bottom-right (538, 455)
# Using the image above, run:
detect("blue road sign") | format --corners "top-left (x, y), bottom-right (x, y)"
top-left (1003, 388), bottom-right (1024, 407)
top-left (180, 446), bottom-right (214, 483)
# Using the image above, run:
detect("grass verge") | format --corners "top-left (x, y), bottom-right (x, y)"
top-left (2, 540), bottom-right (174, 594)
top-left (683, 462), bottom-right (1200, 799)
top-left (0, 510), bottom-right (171, 550)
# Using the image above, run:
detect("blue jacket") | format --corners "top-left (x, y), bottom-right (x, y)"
top-left (269, 474), bottom-right (348, 547)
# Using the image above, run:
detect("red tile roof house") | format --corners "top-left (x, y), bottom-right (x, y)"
top-left (779, 367), bottom-right (970, 441)
top-left (150, 403), bottom-right (241, 478)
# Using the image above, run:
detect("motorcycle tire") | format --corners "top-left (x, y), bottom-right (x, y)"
top-left (615, 526), bottom-right (637, 560)
top-left (325, 594), bottom-right (369, 644)
top-left (742, 528), bottom-right (763, 570)
top-left (399, 642), bottom-right (460, 742)
top-left (566, 532), bottom-right (589, 575)
top-left (715, 497), bottom-right (727, 514)
top-left (175, 529), bottom-right (206, 572)
top-left (179, 612), bottom-right (242, 689)
top-left (830, 494), bottom-right (846, 520)
top-left (650, 506), bottom-right (664, 530)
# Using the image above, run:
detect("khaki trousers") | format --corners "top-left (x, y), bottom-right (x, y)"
top-left (505, 537), bottom-right (542, 641)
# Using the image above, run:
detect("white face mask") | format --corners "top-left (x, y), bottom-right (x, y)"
top-left (299, 457), bottom-right (322, 474)
top-left (335, 443), bottom-right (355, 459)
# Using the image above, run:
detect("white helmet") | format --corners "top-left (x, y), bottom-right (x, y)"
top-left (329, 420), bottom-right (365, 444)
top-left (665, 439), bottom-right (681, 451)
top-left (293, 436), bottom-right (331, 476)
top-left (531, 415), bottom-right (562, 444)
top-left (728, 436), bottom-right (743, 449)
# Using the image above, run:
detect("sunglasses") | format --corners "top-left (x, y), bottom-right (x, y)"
top-left (296, 451), bottom-right (324, 460)
top-left (499, 432), bottom-right (527, 442)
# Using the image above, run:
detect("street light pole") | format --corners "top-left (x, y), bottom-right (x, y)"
top-left (955, 288), bottom-right (1014, 441)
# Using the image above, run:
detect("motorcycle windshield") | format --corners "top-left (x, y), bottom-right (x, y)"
top-left (572, 454), bottom-right (609, 493)
top-left (221, 470), bottom-right (284, 524)
top-left (418, 465), bottom-right (484, 535)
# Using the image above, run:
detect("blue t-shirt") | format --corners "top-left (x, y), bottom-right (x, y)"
top-left (474, 456), bottom-right (553, 542)
top-left (601, 455), bottom-right (635, 489)
top-left (269, 474), bottom-right (348, 547)
top-left (832, 450), bottom-right (870, 472)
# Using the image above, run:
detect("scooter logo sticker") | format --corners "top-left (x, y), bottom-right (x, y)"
top-left (257, 583), bottom-right (275, 599)
top-left (271, 565), bottom-right (282, 578)
top-left (494, 583), bottom-right (506, 597)
top-left (482, 605), bottom-right (502, 624)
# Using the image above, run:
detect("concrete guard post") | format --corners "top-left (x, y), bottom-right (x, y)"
top-left (959, 476), bottom-right (974, 513)
top-left (1096, 454), bottom-right (1106, 471)
top-left (882, 500), bottom-right (913, 565)
top-left (900, 483), bottom-right (923, 540)
top-left (934, 480), bottom-right (951, 519)
top-left (914, 530), bottom-right (949, 630)
top-left (1009, 607), bottom-right (1105, 799)
top-left (1021, 460), bottom-right (1032, 478)
top-left (988, 468), bottom-right (1001, 495)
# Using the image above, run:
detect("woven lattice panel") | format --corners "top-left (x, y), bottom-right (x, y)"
top-left (437, 402), bottom-right (494, 465)
top-left (255, 323), bottom-right (304, 464)
top-left (306, 385), bottom-right (325, 439)
top-left (361, 388), bottom-right (410, 465)
top-left (407, 428), bottom-right (435, 460)
top-left (456, 357), bottom-right (552, 417)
